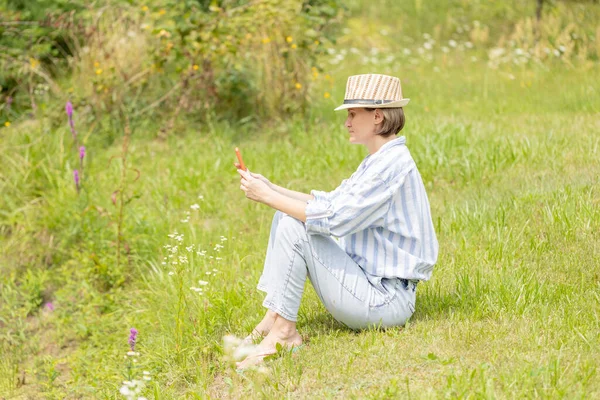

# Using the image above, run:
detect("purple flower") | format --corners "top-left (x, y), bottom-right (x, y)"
top-left (74, 169), bottom-right (80, 191)
top-left (45, 302), bottom-right (54, 311)
top-left (79, 146), bottom-right (85, 161)
top-left (65, 101), bottom-right (76, 139)
top-left (6, 96), bottom-right (12, 109)
top-left (65, 101), bottom-right (73, 118)
top-left (128, 328), bottom-right (138, 351)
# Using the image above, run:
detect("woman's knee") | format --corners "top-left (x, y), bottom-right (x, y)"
top-left (277, 215), bottom-right (306, 241)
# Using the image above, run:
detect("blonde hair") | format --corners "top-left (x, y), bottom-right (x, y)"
top-left (365, 107), bottom-right (406, 137)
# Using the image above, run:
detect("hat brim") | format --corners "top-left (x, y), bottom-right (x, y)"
top-left (334, 98), bottom-right (410, 111)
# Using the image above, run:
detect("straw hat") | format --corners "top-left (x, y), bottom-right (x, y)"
top-left (334, 73), bottom-right (409, 111)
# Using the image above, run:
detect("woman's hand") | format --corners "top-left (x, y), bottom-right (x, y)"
top-left (234, 163), bottom-right (274, 189)
top-left (237, 168), bottom-right (274, 204)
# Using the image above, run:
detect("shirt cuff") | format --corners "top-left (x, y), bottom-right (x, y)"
top-left (305, 192), bottom-right (333, 236)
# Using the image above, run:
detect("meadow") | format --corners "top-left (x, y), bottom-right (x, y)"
top-left (1, 0), bottom-right (599, 398)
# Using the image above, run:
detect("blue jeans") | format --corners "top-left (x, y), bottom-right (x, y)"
top-left (257, 211), bottom-right (417, 330)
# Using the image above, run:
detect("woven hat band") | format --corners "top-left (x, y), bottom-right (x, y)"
top-left (343, 99), bottom-right (396, 105)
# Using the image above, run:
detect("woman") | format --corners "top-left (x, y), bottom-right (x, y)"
top-left (235, 74), bottom-right (438, 369)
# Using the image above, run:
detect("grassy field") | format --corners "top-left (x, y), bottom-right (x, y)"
top-left (1, 1), bottom-right (600, 398)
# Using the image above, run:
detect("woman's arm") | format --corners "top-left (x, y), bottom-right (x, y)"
top-left (271, 184), bottom-right (314, 203)
top-left (264, 191), bottom-right (308, 222)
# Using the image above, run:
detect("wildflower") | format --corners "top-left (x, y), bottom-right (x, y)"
top-left (4, 121), bottom-right (10, 127)
top-left (65, 100), bottom-right (77, 139)
top-left (324, 92), bottom-right (330, 99)
top-left (198, 280), bottom-right (209, 285)
top-left (128, 328), bottom-right (138, 351)
top-left (6, 96), bottom-right (12, 109)
top-left (220, 236), bottom-right (227, 241)
top-left (96, 68), bottom-right (103, 75)
top-left (157, 29), bottom-right (171, 38)
top-left (314, 40), bottom-right (320, 45)
top-left (441, 46), bottom-right (450, 53)
top-left (198, 195), bottom-right (204, 200)
top-left (423, 42), bottom-right (432, 50)
top-left (74, 170), bottom-right (80, 192)
top-left (186, 245), bottom-right (194, 252)
top-left (465, 41), bottom-right (473, 49)
top-left (192, 64), bottom-right (199, 71)
top-left (262, 37), bottom-right (271, 44)
top-left (245, 33), bottom-right (252, 39)
top-left (212, 269), bottom-right (218, 272)
top-left (29, 58), bottom-right (39, 69)
top-left (79, 146), bottom-right (85, 161)
top-left (190, 204), bottom-right (200, 210)
top-left (448, 39), bottom-right (457, 48)
top-left (295, 82), bottom-right (302, 90)
top-left (291, 44), bottom-right (297, 49)
top-left (94, 61), bottom-right (100, 68)
top-left (45, 302), bottom-right (54, 311)
top-left (168, 271), bottom-right (174, 276)
top-left (159, 9), bottom-right (166, 15)
top-left (286, 36), bottom-right (293, 43)
top-left (142, 5), bottom-right (148, 12)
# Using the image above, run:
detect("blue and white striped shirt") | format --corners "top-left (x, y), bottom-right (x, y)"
top-left (305, 136), bottom-right (438, 281)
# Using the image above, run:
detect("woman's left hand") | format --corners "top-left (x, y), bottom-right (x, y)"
top-left (237, 169), bottom-right (273, 204)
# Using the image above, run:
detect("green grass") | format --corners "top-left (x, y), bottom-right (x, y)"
top-left (1, 1), bottom-right (600, 399)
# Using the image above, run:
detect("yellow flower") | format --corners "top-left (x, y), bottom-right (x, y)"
top-left (311, 66), bottom-right (317, 72)
top-left (245, 33), bottom-right (252, 39)
top-left (95, 68), bottom-right (103, 75)
top-left (291, 44), bottom-right (297, 49)
top-left (29, 58), bottom-right (39, 68)
top-left (262, 37), bottom-right (271, 44)
top-left (94, 61), bottom-right (100, 68)
top-left (286, 36), bottom-right (293, 43)
top-left (192, 64), bottom-right (199, 70)
top-left (141, 5), bottom-right (148, 12)
top-left (295, 82), bottom-right (302, 90)
top-left (157, 29), bottom-right (171, 38)
top-left (67, 87), bottom-right (74, 93)
top-left (4, 121), bottom-right (10, 127)
top-left (159, 9), bottom-right (166, 15)
top-left (312, 70), bottom-right (318, 78)
top-left (314, 40), bottom-right (320, 45)
top-left (324, 74), bottom-right (331, 80)
top-left (324, 92), bottom-right (330, 99)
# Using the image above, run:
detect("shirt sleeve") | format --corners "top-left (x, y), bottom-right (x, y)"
top-left (305, 173), bottom-right (393, 238)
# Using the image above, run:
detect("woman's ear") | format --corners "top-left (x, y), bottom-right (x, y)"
top-left (374, 109), bottom-right (384, 124)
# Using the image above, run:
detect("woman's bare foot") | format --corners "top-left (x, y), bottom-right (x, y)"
top-left (237, 316), bottom-right (303, 369)
top-left (244, 310), bottom-right (278, 343)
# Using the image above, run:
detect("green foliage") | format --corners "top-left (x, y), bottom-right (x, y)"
top-left (1, 0), bottom-right (600, 398)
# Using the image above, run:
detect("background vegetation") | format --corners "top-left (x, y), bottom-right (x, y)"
top-left (1, 0), bottom-right (599, 398)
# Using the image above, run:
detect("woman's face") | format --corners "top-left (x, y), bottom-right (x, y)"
top-left (344, 108), bottom-right (382, 145)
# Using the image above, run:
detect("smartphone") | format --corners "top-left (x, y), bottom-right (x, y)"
top-left (235, 147), bottom-right (247, 171)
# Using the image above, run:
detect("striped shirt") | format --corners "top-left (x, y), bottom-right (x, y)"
top-left (305, 136), bottom-right (438, 282)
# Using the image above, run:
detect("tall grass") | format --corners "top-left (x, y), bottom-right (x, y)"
top-left (1, 0), bottom-right (600, 398)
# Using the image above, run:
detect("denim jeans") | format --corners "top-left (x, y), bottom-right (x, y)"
top-left (257, 211), bottom-right (417, 330)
